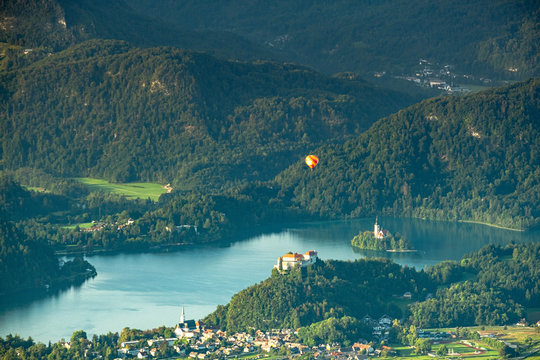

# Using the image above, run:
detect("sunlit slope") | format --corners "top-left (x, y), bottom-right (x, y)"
top-left (275, 78), bottom-right (539, 229)
top-left (0, 40), bottom-right (416, 189)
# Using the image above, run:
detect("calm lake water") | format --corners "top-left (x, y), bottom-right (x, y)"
top-left (0, 217), bottom-right (538, 343)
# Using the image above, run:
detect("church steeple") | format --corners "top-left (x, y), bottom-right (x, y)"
top-left (180, 305), bottom-right (185, 324)
top-left (374, 217), bottom-right (383, 239)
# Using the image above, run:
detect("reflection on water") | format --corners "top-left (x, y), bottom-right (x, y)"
top-left (0, 217), bottom-right (538, 343)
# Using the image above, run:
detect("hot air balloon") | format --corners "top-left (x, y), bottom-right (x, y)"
top-left (305, 155), bottom-right (319, 169)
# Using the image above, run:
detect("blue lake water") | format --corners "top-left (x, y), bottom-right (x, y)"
top-left (0, 217), bottom-right (538, 343)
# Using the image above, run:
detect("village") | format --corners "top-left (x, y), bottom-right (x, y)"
top-left (386, 58), bottom-right (497, 94)
top-left (106, 308), bottom-right (534, 360)
top-left (113, 308), bottom-right (404, 360)
top-left (55, 249), bottom-right (537, 360)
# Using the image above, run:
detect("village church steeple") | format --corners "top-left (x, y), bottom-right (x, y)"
top-left (180, 305), bottom-right (185, 324)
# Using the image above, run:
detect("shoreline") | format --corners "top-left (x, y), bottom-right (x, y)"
top-left (386, 249), bottom-right (418, 253)
top-left (456, 219), bottom-right (523, 232)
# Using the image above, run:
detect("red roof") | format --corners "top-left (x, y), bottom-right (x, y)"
top-left (283, 252), bottom-right (303, 260)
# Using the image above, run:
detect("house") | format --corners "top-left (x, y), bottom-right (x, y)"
top-left (147, 338), bottom-right (177, 347)
top-left (361, 315), bottom-right (376, 327)
top-left (378, 315), bottom-right (392, 327)
top-left (352, 343), bottom-right (373, 354)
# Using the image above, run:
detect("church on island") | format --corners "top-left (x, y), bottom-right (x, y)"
top-left (274, 250), bottom-right (318, 272)
top-left (373, 217), bottom-right (387, 239)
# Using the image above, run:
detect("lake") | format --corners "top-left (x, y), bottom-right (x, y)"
top-left (0, 217), bottom-right (538, 343)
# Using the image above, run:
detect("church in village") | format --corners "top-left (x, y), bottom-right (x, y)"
top-left (174, 306), bottom-right (200, 338)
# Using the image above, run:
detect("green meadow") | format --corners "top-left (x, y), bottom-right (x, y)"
top-left (75, 177), bottom-right (169, 201)
top-left (62, 222), bottom-right (94, 230)
top-left (385, 342), bottom-right (498, 359)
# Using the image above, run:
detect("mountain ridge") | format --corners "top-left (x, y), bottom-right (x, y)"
top-left (274, 78), bottom-right (539, 229)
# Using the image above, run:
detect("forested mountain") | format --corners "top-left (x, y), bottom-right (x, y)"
top-left (130, 0), bottom-right (539, 80)
top-left (0, 0), bottom-right (270, 61)
top-left (410, 242), bottom-right (539, 327)
top-left (0, 176), bottom-right (97, 295)
top-left (203, 257), bottom-right (434, 332)
top-left (274, 78), bottom-right (539, 229)
top-left (0, 39), bottom-right (415, 188)
top-left (204, 243), bottom-right (537, 333)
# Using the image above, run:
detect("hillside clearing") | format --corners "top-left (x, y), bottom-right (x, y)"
top-left (75, 177), bottom-right (168, 201)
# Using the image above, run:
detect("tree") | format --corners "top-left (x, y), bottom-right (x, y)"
top-left (498, 344), bottom-right (514, 359)
top-left (414, 338), bottom-right (431, 355)
top-left (437, 344), bottom-right (448, 356)
top-left (70, 330), bottom-right (87, 344)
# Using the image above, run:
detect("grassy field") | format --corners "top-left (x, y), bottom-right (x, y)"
top-left (381, 326), bottom-right (540, 359)
top-left (62, 222), bottom-right (95, 230)
top-left (75, 177), bottom-right (168, 201)
top-left (385, 342), bottom-right (497, 359)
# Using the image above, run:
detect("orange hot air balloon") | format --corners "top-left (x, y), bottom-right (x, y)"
top-left (305, 155), bottom-right (319, 169)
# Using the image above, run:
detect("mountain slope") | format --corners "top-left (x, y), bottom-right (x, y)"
top-left (130, 0), bottom-right (539, 80)
top-left (204, 243), bottom-right (536, 332)
top-left (0, 0), bottom-right (273, 61)
top-left (203, 258), bottom-right (434, 332)
top-left (274, 78), bottom-right (539, 229)
top-left (0, 39), bottom-right (416, 189)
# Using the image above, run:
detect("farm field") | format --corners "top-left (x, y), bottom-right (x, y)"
top-left (75, 177), bottom-right (169, 201)
top-left (384, 343), bottom-right (497, 359)
top-left (381, 326), bottom-right (540, 359)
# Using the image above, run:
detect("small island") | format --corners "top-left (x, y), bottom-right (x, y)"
top-left (351, 218), bottom-right (414, 252)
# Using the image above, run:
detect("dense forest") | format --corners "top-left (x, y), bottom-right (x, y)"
top-left (204, 243), bottom-right (537, 332)
top-left (202, 257), bottom-right (435, 332)
top-left (410, 242), bottom-right (539, 327)
top-left (129, 0), bottom-right (539, 80)
top-left (0, 78), bottom-right (537, 263)
top-left (0, 39), bottom-right (414, 188)
top-left (3, 0), bottom-right (536, 81)
top-left (0, 0), bottom-right (270, 62)
top-left (0, 175), bottom-right (96, 294)
top-left (275, 78), bottom-right (539, 229)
